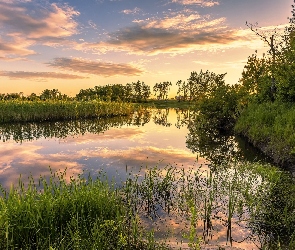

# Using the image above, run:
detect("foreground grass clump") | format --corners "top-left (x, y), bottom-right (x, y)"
top-left (0, 171), bottom-right (155, 250)
top-left (235, 101), bottom-right (295, 165)
top-left (0, 100), bottom-right (135, 123)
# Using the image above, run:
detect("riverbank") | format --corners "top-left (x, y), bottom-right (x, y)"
top-left (234, 101), bottom-right (295, 172)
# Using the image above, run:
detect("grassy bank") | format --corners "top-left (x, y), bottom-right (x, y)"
top-left (0, 100), bottom-right (135, 123)
top-left (234, 102), bottom-right (295, 166)
top-left (0, 171), bottom-right (164, 250)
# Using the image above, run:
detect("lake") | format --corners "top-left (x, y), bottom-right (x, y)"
top-left (0, 108), bottom-right (292, 249)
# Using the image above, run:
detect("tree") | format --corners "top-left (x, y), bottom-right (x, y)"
top-left (153, 81), bottom-right (172, 100)
top-left (131, 80), bottom-right (150, 102)
top-left (176, 80), bottom-right (188, 101)
top-left (40, 89), bottom-right (62, 100)
top-left (239, 53), bottom-right (273, 103)
top-left (244, 2), bottom-right (295, 102)
top-left (187, 70), bottom-right (227, 101)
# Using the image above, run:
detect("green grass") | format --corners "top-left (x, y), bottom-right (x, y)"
top-left (0, 170), bottom-right (163, 249)
top-left (0, 100), bottom-right (135, 123)
top-left (234, 101), bottom-right (295, 165)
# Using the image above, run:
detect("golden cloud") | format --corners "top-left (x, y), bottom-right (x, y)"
top-left (0, 37), bottom-right (36, 59)
top-left (48, 57), bottom-right (143, 77)
top-left (78, 10), bottom-right (263, 55)
top-left (0, 71), bottom-right (88, 80)
top-left (0, 1), bottom-right (79, 59)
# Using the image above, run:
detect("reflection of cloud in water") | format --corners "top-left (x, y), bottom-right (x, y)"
top-left (140, 213), bottom-right (258, 250)
top-left (0, 138), bottom-right (206, 189)
top-left (78, 146), bottom-right (206, 169)
top-left (0, 143), bottom-right (83, 189)
top-left (59, 127), bottom-right (145, 144)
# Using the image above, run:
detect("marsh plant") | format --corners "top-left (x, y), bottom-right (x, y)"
top-left (0, 162), bottom-right (294, 249)
top-left (123, 162), bottom-right (295, 249)
top-left (0, 169), bottom-right (168, 250)
top-left (0, 100), bottom-right (135, 123)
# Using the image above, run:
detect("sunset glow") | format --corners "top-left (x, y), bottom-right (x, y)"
top-left (0, 0), bottom-right (292, 96)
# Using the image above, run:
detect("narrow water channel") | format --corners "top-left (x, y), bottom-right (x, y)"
top-left (0, 108), bottom-right (293, 249)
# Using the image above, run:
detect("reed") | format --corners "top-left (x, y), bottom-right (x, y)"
top-left (0, 100), bottom-right (135, 123)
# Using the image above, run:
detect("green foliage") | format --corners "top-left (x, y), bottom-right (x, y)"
top-left (248, 166), bottom-right (295, 249)
top-left (125, 163), bottom-right (295, 249)
top-left (131, 80), bottom-right (151, 102)
top-left (176, 70), bottom-right (227, 102)
top-left (76, 81), bottom-right (151, 103)
top-left (0, 169), bottom-right (172, 250)
top-left (234, 101), bottom-right (295, 165)
top-left (0, 171), bottom-right (126, 249)
top-left (239, 53), bottom-right (273, 103)
top-left (240, 3), bottom-right (295, 104)
top-left (195, 84), bottom-right (239, 130)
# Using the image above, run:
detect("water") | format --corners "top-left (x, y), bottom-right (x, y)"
top-left (0, 108), bottom-right (292, 249)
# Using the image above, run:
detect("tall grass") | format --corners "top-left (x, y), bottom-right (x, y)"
top-left (235, 101), bottom-right (295, 165)
top-left (0, 170), bottom-right (165, 250)
top-left (0, 100), bottom-right (135, 123)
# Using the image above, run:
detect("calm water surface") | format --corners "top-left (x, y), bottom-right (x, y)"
top-left (0, 109), bottom-right (282, 249)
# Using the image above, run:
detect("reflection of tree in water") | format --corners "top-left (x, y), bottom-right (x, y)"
top-left (186, 123), bottom-right (241, 166)
top-left (0, 110), bottom-right (152, 142)
top-left (175, 108), bottom-right (194, 129)
top-left (185, 112), bottom-right (270, 166)
top-left (152, 109), bottom-right (171, 127)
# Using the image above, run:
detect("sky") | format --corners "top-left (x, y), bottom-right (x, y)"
top-left (0, 0), bottom-right (293, 97)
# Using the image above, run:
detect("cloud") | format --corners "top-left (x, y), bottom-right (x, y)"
top-left (0, 38), bottom-right (36, 59)
top-left (121, 7), bottom-right (141, 15)
top-left (88, 20), bottom-right (98, 30)
top-left (48, 57), bottom-right (143, 77)
top-left (97, 25), bottom-right (237, 55)
top-left (81, 7), bottom-right (283, 56)
top-left (0, 143), bottom-right (83, 189)
top-left (63, 127), bottom-right (145, 144)
top-left (0, 1), bottom-right (79, 59)
top-left (172, 0), bottom-right (219, 7)
top-left (79, 10), bottom-right (256, 55)
top-left (0, 2), bottom-right (79, 41)
top-left (0, 71), bottom-right (88, 80)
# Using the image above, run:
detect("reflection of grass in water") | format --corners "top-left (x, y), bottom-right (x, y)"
top-left (125, 162), bottom-right (295, 249)
top-left (0, 162), bottom-right (294, 249)
top-left (0, 108), bottom-right (152, 142)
